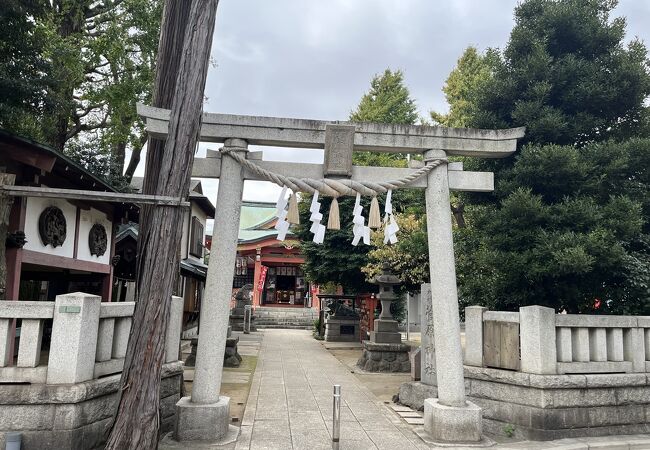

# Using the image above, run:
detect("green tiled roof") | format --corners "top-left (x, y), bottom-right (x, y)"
top-left (238, 201), bottom-right (295, 244)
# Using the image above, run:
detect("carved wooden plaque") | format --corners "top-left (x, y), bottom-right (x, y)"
top-left (38, 206), bottom-right (67, 248)
top-left (324, 124), bottom-right (355, 177)
top-left (89, 223), bottom-right (108, 257)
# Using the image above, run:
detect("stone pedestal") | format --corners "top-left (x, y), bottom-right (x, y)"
top-left (324, 317), bottom-right (360, 342)
top-left (368, 319), bottom-right (401, 344)
top-left (357, 341), bottom-right (410, 372)
top-left (423, 399), bottom-right (482, 444)
top-left (174, 396), bottom-right (232, 441)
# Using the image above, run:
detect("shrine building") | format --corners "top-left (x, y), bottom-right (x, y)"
top-left (225, 201), bottom-right (315, 308)
top-left (0, 130), bottom-right (136, 302)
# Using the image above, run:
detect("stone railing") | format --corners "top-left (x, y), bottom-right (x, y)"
top-left (0, 292), bottom-right (183, 384)
top-left (465, 305), bottom-right (650, 375)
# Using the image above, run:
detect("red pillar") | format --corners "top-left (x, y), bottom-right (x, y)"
top-left (252, 249), bottom-right (262, 307)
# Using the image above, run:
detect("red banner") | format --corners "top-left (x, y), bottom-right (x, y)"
top-left (257, 266), bottom-right (268, 293)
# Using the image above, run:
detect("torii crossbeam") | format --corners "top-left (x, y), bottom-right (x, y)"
top-left (138, 104), bottom-right (525, 444)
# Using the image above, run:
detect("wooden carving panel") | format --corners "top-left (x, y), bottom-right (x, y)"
top-left (324, 124), bottom-right (355, 177)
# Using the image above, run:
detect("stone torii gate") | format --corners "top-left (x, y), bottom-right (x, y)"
top-left (138, 104), bottom-right (524, 444)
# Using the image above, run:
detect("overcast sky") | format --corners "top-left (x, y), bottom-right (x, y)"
top-left (131, 0), bottom-right (650, 231)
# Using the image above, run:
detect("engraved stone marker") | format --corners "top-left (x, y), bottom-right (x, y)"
top-left (420, 283), bottom-right (437, 385)
top-left (324, 124), bottom-right (355, 177)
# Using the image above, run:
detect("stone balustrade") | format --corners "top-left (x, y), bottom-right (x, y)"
top-left (465, 305), bottom-right (650, 375)
top-left (0, 292), bottom-right (183, 384)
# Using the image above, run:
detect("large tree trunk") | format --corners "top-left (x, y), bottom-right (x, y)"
top-left (104, 0), bottom-right (220, 448)
top-left (138, 0), bottom-right (193, 244)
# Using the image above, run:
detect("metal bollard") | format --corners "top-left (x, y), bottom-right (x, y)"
top-left (332, 384), bottom-right (341, 450)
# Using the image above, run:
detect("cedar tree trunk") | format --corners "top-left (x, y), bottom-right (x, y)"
top-left (104, 0), bottom-right (220, 448)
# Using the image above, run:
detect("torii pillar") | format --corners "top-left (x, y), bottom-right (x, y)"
top-left (174, 138), bottom-right (248, 443)
top-left (423, 149), bottom-right (483, 443)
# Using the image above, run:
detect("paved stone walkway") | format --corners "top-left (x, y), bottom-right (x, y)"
top-left (234, 329), bottom-right (650, 450)
top-left (237, 329), bottom-right (428, 450)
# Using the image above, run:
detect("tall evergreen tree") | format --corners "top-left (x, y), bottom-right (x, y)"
top-left (470, 0), bottom-right (650, 146)
top-left (430, 47), bottom-right (495, 128)
top-left (452, 0), bottom-right (650, 314)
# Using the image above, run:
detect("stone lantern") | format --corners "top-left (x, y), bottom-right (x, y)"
top-left (370, 263), bottom-right (402, 343)
top-left (357, 263), bottom-right (411, 373)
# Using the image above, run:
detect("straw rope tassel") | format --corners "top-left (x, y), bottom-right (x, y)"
top-left (368, 196), bottom-right (381, 229)
top-left (327, 197), bottom-right (340, 230)
top-left (287, 193), bottom-right (300, 224)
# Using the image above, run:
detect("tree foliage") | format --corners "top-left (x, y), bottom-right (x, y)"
top-left (362, 214), bottom-right (429, 292)
top-left (350, 69), bottom-right (418, 167)
top-left (0, 0), bottom-right (162, 189)
top-left (469, 0), bottom-right (650, 146)
top-left (457, 139), bottom-right (650, 313)
top-left (0, 1), bottom-right (53, 142)
top-left (430, 47), bottom-right (495, 128)
top-left (296, 68), bottom-right (420, 293)
top-left (389, 0), bottom-right (650, 315)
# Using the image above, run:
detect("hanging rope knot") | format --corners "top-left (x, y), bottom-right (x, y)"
top-left (219, 147), bottom-right (447, 197)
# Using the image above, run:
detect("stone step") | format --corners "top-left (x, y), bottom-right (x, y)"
top-left (255, 320), bottom-right (313, 323)
top-left (256, 324), bottom-right (313, 330)
top-left (249, 307), bottom-right (318, 329)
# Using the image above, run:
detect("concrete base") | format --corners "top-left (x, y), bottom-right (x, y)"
top-left (160, 426), bottom-right (240, 448)
top-left (413, 426), bottom-right (495, 448)
top-left (174, 396), bottom-right (231, 442)
top-left (424, 398), bottom-right (483, 444)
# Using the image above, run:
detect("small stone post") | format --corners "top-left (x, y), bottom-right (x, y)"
top-left (175, 139), bottom-right (247, 442)
top-left (519, 305), bottom-right (557, 374)
top-left (464, 306), bottom-right (487, 367)
top-left (47, 293), bottom-right (101, 384)
top-left (422, 149), bottom-right (482, 443)
top-left (165, 296), bottom-right (183, 363)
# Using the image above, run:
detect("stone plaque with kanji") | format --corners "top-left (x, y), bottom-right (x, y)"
top-left (324, 124), bottom-right (355, 177)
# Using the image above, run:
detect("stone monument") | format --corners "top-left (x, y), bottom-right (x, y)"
top-left (357, 264), bottom-right (410, 372)
top-left (324, 299), bottom-right (360, 342)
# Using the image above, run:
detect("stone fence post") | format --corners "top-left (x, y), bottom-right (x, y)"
top-left (464, 306), bottom-right (487, 367)
top-left (165, 296), bottom-right (184, 363)
top-left (519, 305), bottom-right (557, 374)
top-left (47, 293), bottom-right (101, 384)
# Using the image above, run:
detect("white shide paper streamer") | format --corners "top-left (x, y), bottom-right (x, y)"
top-left (309, 191), bottom-right (326, 244)
top-left (274, 186), bottom-right (290, 241)
top-left (383, 190), bottom-right (399, 245)
top-left (352, 193), bottom-right (370, 246)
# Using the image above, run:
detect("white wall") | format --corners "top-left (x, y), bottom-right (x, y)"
top-left (24, 197), bottom-right (76, 258)
top-left (77, 207), bottom-right (113, 265)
